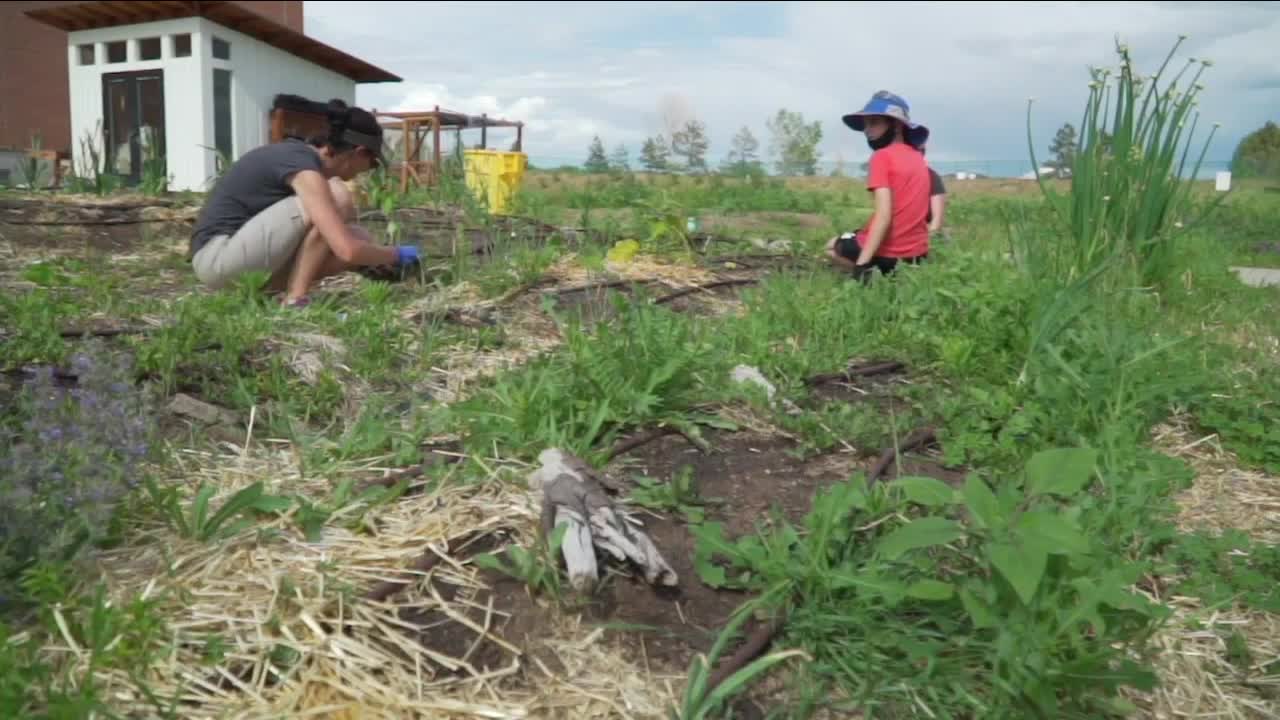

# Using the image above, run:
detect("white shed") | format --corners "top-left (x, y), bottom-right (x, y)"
top-left (26, 1), bottom-right (400, 192)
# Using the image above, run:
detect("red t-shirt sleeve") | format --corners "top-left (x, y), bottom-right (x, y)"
top-left (866, 149), bottom-right (892, 191)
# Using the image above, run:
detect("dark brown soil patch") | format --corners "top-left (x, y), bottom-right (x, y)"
top-left (400, 424), bottom-right (966, 679)
top-left (398, 551), bottom-right (562, 678)
top-left (576, 431), bottom-right (861, 671)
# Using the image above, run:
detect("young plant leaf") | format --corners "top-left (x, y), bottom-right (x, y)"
top-left (987, 540), bottom-right (1048, 605)
top-left (906, 579), bottom-right (955, 601)
top-left (1027, 447), bottom-right (1098, 497)
top-left (1016, 509), bottom-right (1090, 556)
top-left (875, 518), bottom-right (964, 561)
top-left (962, 474), bottom-right (1003, 531)
top-left (891, 476), bottom-right (957, 508)
top-left (959, 586), bottom-right (997, 629)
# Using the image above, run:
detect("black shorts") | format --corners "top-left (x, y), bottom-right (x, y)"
top-left (835, 232), bottom-right (927, 274)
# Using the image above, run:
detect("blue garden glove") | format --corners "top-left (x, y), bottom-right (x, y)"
top-left (396, 245), bottom-right (420, 266)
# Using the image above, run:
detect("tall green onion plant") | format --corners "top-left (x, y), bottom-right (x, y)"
top-left (1025, 36), bottom-right (1225, 288)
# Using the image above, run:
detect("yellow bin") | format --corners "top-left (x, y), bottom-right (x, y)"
top-left (463, 149), bottom-right (528, 215)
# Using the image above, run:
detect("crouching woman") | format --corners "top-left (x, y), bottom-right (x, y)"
top-left (826, 91), bottom-right (932, 281)
top-left (188, 99), bottom-right (418, 307)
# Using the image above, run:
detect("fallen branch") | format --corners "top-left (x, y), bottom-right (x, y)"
top-left (59, 326), bottom-right (155, 339)
top-left (805, 360), bottom-right (905, 387)
top-left (704, 614), bottom-right (786, 696)
top-left (867, 426), bottom-right (938, 484)
top-left (359, 446), bottom-right (465, 492)
top-left (548, 279), bottom-right (664, 297)
top-left (653, 279), bottom-right (758, 306)
top-left (603, 427), bottom-right (682, 463)
top-left (364, 531), bottom-right (481, 603)
top-left (532, 449), bottom-right (678, 591)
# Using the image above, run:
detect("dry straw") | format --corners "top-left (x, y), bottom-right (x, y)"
top-left (1122, 418), bottom-right (1280, 718)
top-left (49, 443), bottom-right (679, 719)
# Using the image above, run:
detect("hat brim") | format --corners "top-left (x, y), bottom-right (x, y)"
top-left (843, 112), bottom-right (930, 146)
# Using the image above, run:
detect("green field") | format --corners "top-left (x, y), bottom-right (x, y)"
top-left (3, 43), bottom-right (1280, 720)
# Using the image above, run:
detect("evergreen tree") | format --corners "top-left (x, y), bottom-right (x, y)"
top-left (584, 136), bottom-right (609, 173)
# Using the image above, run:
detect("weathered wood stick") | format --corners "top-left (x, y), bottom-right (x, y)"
top-left (705, 615), bottom-right (786, 695)
top-left (364, 532), bottom-right (478, 603)
top-left (804, 360), bottom-right (905, 386)
top-left (867, 427), bottom-right (938, 484)
top-left (59, 326), bottom-right (155, 338)
top-left (549, 279), bottom-right (663, 297)
top-left (604, 427), bottom-right (682, 462)
top-left (652, 278), bottom-right (758, 306)
top-left (554, 507), bottom-right (598, 592)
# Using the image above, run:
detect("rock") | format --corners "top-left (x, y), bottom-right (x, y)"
top-left (748, 237), bottom-right (793, 253)
top-left (731, 364), bottom-right (777, 402)
top-left (167, 393), bottom-right (238, 426)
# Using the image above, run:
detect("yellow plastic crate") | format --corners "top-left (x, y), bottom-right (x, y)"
top-left (463, 149), bottom-right (528, 215)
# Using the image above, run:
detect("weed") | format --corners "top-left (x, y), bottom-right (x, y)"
top-left (141, 479), bottom-right (290, 543)
top-left (472, 524), bottom-right (568, 599)
top-left (1025, 36), bottom-right (1224, 288)
top-left (628, 465), bottom-right (714, 523)
top-left (693, 446), bottom-right (1176, 718)
top-left (0, 341), bottom-right (155, 606)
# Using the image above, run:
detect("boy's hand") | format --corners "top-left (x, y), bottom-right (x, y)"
top-left (851, 262), bottom-right (876, 284)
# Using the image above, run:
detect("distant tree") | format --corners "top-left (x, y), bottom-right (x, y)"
top-left (671, 119), bottom-right (710, 173)
top-left (608, 143), bottom-right (630, 172)
top-left (1047, 122), bottom-right (1078, 178)
top-left (830, 152), bottom-right (846, 178)
top-left (640, 135), bottom-right (672, 172)
top-left (721, 126), bottom-right (764, 176)
top-left (767, 109), bottom-right (823, 176)
top-left (584, 136), bottom-right (609, 173)
top-left (1231, 121), bottom-right (1280, 179)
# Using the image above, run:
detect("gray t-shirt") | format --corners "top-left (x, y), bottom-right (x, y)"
top-left (190, 139), bottom-right (324, 256)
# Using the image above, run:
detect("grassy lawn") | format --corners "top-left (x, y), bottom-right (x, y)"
top-left (4, 50), bottom-right (1280, 720)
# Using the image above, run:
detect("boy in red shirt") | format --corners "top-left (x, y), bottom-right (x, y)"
top-left (826, 91), bottom-right (932, 280)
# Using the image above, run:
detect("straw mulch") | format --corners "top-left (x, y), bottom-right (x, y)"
top-left (49, 444), bottom-right (679, 719)
top-left (1121, 419), bottom-right (1280, 719)
top-left (1152, 417), bottom-right (1280, 545)
top-left (395, 252), bottom-right (733, 405)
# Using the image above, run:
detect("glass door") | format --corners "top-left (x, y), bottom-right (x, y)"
top-left (102, 70), bottom-right (165, 185)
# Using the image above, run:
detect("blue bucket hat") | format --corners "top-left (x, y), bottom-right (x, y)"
top-left (842, 90), bottom-right (929, 147)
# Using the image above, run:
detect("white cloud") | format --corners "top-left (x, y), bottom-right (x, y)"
top-left (305, 0), bottom-right (1280, 174)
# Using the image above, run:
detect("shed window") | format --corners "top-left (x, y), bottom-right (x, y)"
top-left (106, 41), bottom-right (127, 64)
top-left (139, 37), bottom-right (162, 61)
top-left (173, 33), bottom-right (192, 57)
top-left (78, 44), bottom-right (95, 66)
top-left (212, 37), bottom-right (230, 60)
top-left (213, 69), bottom-right (233, 159)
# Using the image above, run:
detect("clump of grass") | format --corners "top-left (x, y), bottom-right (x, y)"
top-left (1024, 35), bottom-right (1223, 287)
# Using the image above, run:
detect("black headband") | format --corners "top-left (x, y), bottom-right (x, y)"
top-left (342, 128), bottom-right (382, 151)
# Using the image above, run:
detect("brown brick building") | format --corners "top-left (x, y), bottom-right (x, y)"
top-left (0, 1), bottom-right (303, 154)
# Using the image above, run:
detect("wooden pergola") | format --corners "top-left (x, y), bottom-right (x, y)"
top-left (375, 107), bottom-right (524, 193)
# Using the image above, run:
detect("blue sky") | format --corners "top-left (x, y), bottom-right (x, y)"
top-left (304, 1), bottom-right (1279, 176)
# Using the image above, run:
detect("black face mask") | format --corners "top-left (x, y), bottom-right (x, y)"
top-left (866, 132), bottom-right (895, 152)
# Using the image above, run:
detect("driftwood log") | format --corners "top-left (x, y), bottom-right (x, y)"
top-left (528, 448), bottom-right (678, 592)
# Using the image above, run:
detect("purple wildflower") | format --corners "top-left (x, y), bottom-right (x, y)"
top-left (1, 339), bottom-right (157, 592)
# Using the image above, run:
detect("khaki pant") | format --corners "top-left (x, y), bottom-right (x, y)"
top-left (191, 196), bottom-right (309, 289)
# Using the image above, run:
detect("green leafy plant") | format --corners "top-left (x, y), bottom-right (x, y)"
top-left (627, 465), bottom-right (714, 523)
top-left (143, 480), bottom-right (289, 543)
top-left (691, 446), bottom-right (1173, 719)
top-left (1025, 36), bottom-right (1225, 288)
top-left (472, 524), bottom-right (568, 599)
top-left (672, 601), bottom-right (806, 720)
